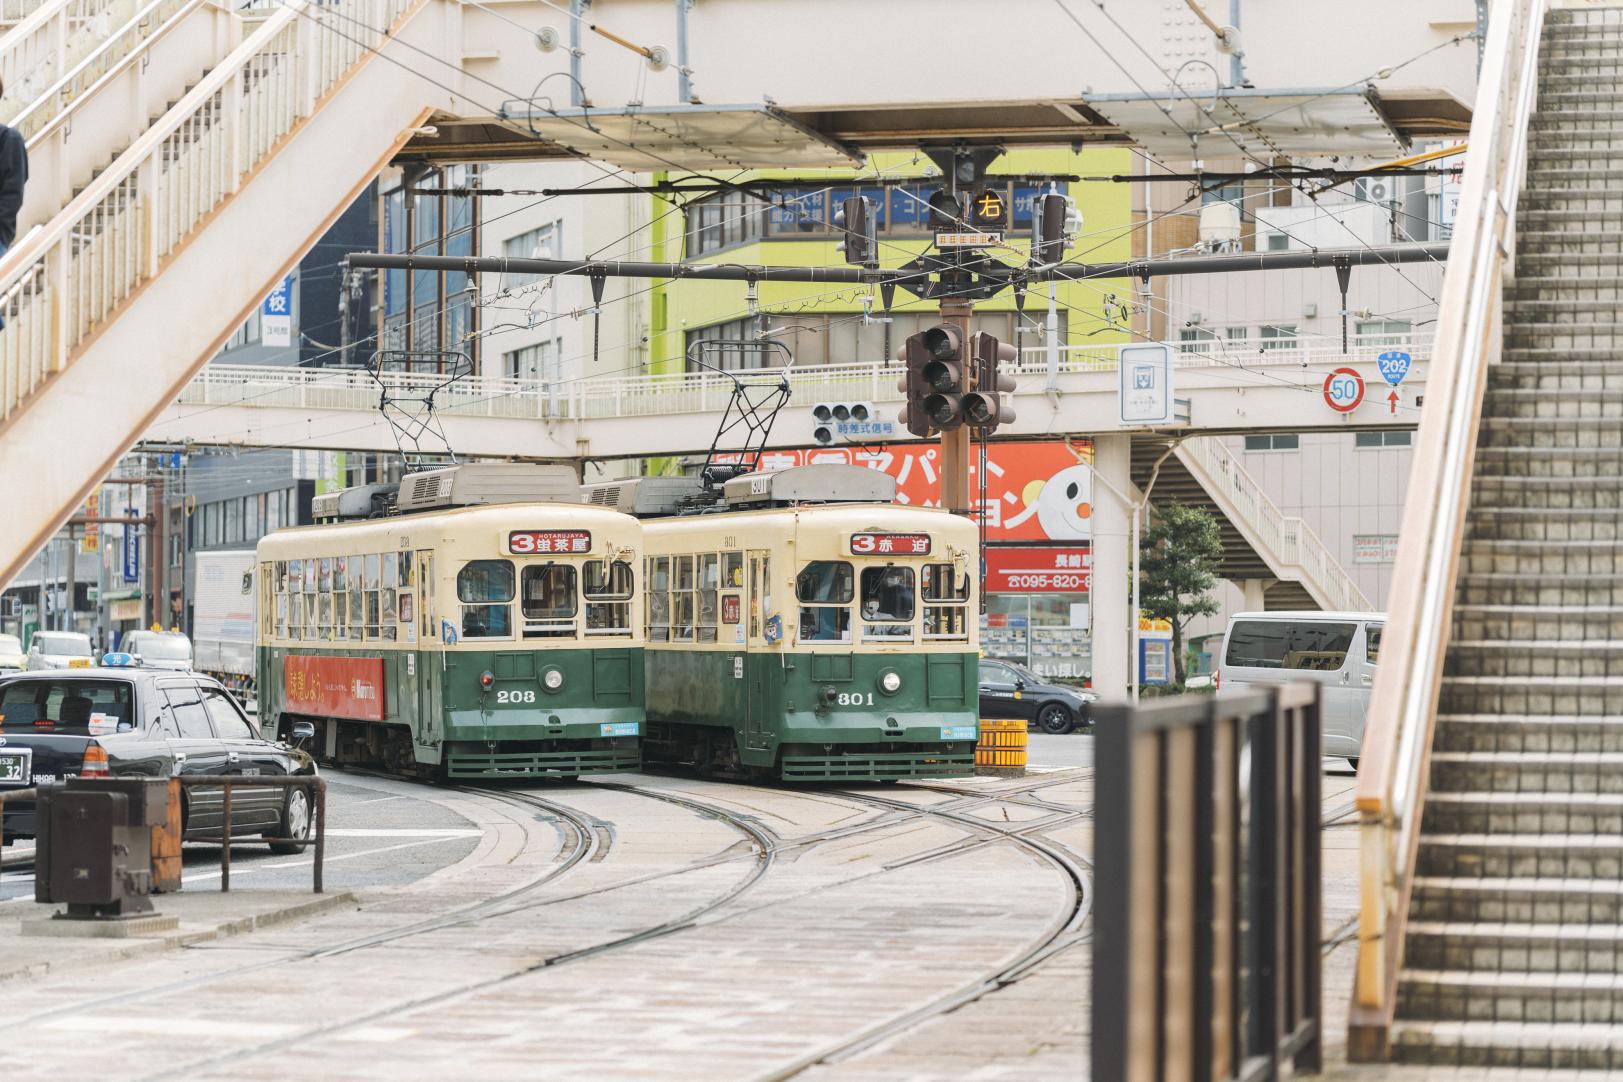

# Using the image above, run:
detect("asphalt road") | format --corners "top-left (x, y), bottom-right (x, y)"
top-left (0, 769), bottom-right (482, 903)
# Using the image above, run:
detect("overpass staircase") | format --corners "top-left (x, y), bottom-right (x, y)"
top-left (1353, 0), bottom-right (1623, 1066)
top-left (0, 0), bottom-right (448, 585)
top-left (1132, 435), bottom-right (1370, 613)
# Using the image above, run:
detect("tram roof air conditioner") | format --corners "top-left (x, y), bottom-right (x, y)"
top-left (723, 464), bottom-right (897, 509)
top-left (581, 476), bottom-right (708, 516)
top-left (395, 463), bottom-right (581, 512)
top-left (312, 483), bottom-right (399, 522)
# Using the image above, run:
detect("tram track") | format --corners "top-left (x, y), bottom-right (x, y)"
top-left (756, 787), bottom-right (1093, 1080)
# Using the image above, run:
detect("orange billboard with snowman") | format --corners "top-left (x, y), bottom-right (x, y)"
top-left (750, 439), bottom-right (1095, 543)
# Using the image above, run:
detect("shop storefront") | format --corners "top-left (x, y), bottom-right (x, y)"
top-left (744, 438), bottom-right (1097, 684)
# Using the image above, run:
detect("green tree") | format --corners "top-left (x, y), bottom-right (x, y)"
top-left (1139, 502), bottom-right (1223, 687)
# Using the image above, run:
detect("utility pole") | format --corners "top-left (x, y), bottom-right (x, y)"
top-left (63, 525), bottom-right (76, 635)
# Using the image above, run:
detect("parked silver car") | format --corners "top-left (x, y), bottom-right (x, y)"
top-left (25, 631), bottom-right (95, 671)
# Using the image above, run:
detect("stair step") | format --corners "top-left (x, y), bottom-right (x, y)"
top-left (1474, 446), bottom-right (1623, 480)
top-left (1413, 874), bottom-right (1623, 924)
top-left (1478, 390), bottom-right (1623, 420)
top-left (1455, 573), bottom-right (1623, 606)
top-left (1399, 969), bottom-right (1623, 1025)
top-left (1459, 539), bottom-right (1623, 578)
top-left (1430, 750), bottom-right (1623, 791)
top-left (1478, 417), bottom-right (1623, 451)
top-left (1415, 835), bottom-right (1623, 883)
top-left (1432, 718), bottom-right (1623, 756)
top-left (1464, 506), bottom-right (1623, 543)
top-left (1488, 368), bottom-right (1623, 393)
top-left (1392, 1019), bottom-right (1623, 1070)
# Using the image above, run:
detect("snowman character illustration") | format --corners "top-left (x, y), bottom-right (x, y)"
top-left (1004, 462), bottom-right (1094, 539)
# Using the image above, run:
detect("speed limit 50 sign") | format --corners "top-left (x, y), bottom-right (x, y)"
top-left (1323, 367), bottom-right (1365, 413)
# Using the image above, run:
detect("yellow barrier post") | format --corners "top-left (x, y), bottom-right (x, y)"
top-left (975, 717), bottom-right (1028, 777)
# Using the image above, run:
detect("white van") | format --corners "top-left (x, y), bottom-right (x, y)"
top-left (1218, 611), bottom-right (1383, 767)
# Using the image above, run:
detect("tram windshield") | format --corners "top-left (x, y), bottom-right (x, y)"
top-left (521, 564), bottom-right (577, 638)
top-left (859, 567), bottom-right (914, 637)
top-left (797, 561), bottom-right (853, 642)
top-left (459, 560), bottom-right (515, 639)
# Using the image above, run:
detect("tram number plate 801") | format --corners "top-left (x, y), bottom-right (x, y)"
top-left (850, 532), bottom-right (930, 556)
top-left (509, 530), bottom-right (591, 555)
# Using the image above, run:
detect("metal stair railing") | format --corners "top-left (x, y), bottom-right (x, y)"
top-left (0, 0), bottom-right (421, 423)
top-left (0, 0), bottom-right (126, 121)
top-left (9, 0), bottom-right (202, 145)
top-left (1175, 434), bottom-right (1372, 613)
top-left (1347, 0), bottom-right (1544, 1060)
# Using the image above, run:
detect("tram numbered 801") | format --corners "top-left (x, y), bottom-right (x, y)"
top-left (255, 466), bottom-right (644, 781)
top-left (625, 465), bottom-right (981, 782)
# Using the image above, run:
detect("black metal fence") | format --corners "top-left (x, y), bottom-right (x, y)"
top-left (1092, 685), bottom-right (1322, 1082)
top-left (178, 775), bottom-right (327, 893)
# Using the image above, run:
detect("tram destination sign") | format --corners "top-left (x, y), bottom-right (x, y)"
top-left (850, 532), bottom-right (931, 556)
top-left (509, 529), bottom-right (591, 555)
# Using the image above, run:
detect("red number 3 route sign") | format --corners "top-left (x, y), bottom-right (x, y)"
top-left (1323, 367), bottom-right (1366, 413)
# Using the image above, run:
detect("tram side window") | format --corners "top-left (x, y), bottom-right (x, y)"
top-left (584, 560), bottom-right (633, 634)
top-left (458, 559), bottom-right (515, 639)
top-left (673, 555), bottom-right (696, 641)
top-left (860, 566), bottom-right (915, 638)
top-left (301, 557), bottom-right (317, 640)
top-left (365, 554), bottom-right (382, 639)
top-left (521, 564), bottom-right (577, 638)
top-left (723, 551), bottom-right (743, 589)
top-left (697, 554), bottom-right (720, 642)
top-left (922, 563), bottom-right (971, 640)
top-left (796, 561), bottom-right (852, 643)
top-left (346, 557), bottom-right (364, 641)
top-left (380, 553), bottom-right (399, 641)
top-left (647, 557), bottom-right (671, 641)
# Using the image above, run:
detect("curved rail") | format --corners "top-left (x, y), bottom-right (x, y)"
top-left (1348, 0), bottom-right (1546, 1056)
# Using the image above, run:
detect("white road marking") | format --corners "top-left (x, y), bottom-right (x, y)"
top-left (319, 837), bottom-right (483, 843)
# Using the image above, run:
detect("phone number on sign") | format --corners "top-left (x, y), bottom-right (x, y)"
top-left (998, 573), bottom-right (1091, 591)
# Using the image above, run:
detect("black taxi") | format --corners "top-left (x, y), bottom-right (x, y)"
top-left (0, 664), bottom-right (316, 852)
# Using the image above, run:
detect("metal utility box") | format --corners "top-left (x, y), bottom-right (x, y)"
top-left (35, 778), bottom-right (166, 918)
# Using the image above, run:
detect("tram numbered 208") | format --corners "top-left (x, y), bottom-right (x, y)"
top-left (589, 464), bottom-right (981, 782)
top-left (255, 464), bottom-right (644, 781)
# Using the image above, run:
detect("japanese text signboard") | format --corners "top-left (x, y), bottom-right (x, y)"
top-left (261, 274), bottom-right (293, 347)
top-left (983, 547), bottom-right (1093, 593)
top-left (850, 532), bottom-right (931, 556)
top-left (283, 655), bottom-right (385, 722)
top-left (509, 530), bottom-right (591, 555)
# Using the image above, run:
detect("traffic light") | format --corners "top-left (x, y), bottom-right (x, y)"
top-left (1031, 191), bottom-right (1082, 265)
top-left (927, 189), bottom-right (966, 232)
top-left (965, 332), bottom-right (1017, 432)
top-left (835, 195), bottom-right (878, 266)
top-left (896, 325), bottom-right (966, 435)
top-left (812, 401), bottom-right (874, 446)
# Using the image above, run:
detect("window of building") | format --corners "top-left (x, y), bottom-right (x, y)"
top-left (458, 559), bottom-right (513, 639)
top-left (685, 315), bottom-right (765, 371)
top-left (1259, 324), bottom-right (1298, 350)
top-left (506, 339), bottom-right (563, 383)
top-left (1243, 433), bottom-right (1300, 452)
top-left (502, 222), bottom-right (562, 289)
top-left (379, 165), bottom-right (479, 369)
top-left (1355, 318), bottom-right (1412, 346)
top-left (1355, 431), bottom-right (1412, 449)
top-left (1266, 232), bottom-right (1290, 251)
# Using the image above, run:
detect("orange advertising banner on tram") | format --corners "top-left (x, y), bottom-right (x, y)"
top-left (283, 655), bottom-right (386, 721)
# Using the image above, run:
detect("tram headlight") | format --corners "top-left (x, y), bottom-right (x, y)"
top-left (543, 668), bottom-right (565, 691)
top-left (879, 670), bottom-right (902, 695)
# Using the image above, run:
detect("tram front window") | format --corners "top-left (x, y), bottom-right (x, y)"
top-left (584, 559), bottom-right (634, 634)
top-left (459, 559), bottom-right (514, 639)
top-left (797, 560), bottom-right (852, 643)
top-left (521, 563), bottom-right (577, 637)
top-left (860, 566), bottom-right (914, 638)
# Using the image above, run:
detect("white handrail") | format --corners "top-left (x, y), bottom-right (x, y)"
top-left (0, 0), bottom-right (420, 422)
top-left (1177, 435), bottom-right (1371, 612)
top-left (0, 0), bottom-right (124, 123)
top-left (1349, 0), bottom-right (1546, 1054)
top-left (9, 0), bottom-right (199, 145)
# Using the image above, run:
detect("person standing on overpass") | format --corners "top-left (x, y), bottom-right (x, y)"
top-left (0, 77), bottom-right (28, 329)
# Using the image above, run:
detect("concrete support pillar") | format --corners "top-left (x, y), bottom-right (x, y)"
top-left (1092, 434), bottom-right (1134, 704)
top-left (1238, 578), bottom-right (1273, 613)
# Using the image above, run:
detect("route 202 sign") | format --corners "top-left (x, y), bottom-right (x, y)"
top-left (1323, 367), bottom-right (1366, 413)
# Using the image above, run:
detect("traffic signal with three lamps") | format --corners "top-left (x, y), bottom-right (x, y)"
top-left (812, 401), bottom-right (874, 446)
top-left (897, 325), bottom-right (1017, 436)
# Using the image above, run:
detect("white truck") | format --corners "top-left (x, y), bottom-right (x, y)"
top-left (191, 549), bottom-right (257, 704)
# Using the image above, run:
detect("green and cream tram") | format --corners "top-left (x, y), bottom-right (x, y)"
top-left (256, 465), bottom-right (644, 780)
top-left (621, 465), bottom-right (980, 782)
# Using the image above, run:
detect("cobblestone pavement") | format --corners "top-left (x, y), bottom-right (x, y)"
top-left (0, 754), bottom-right (1095, 1081)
